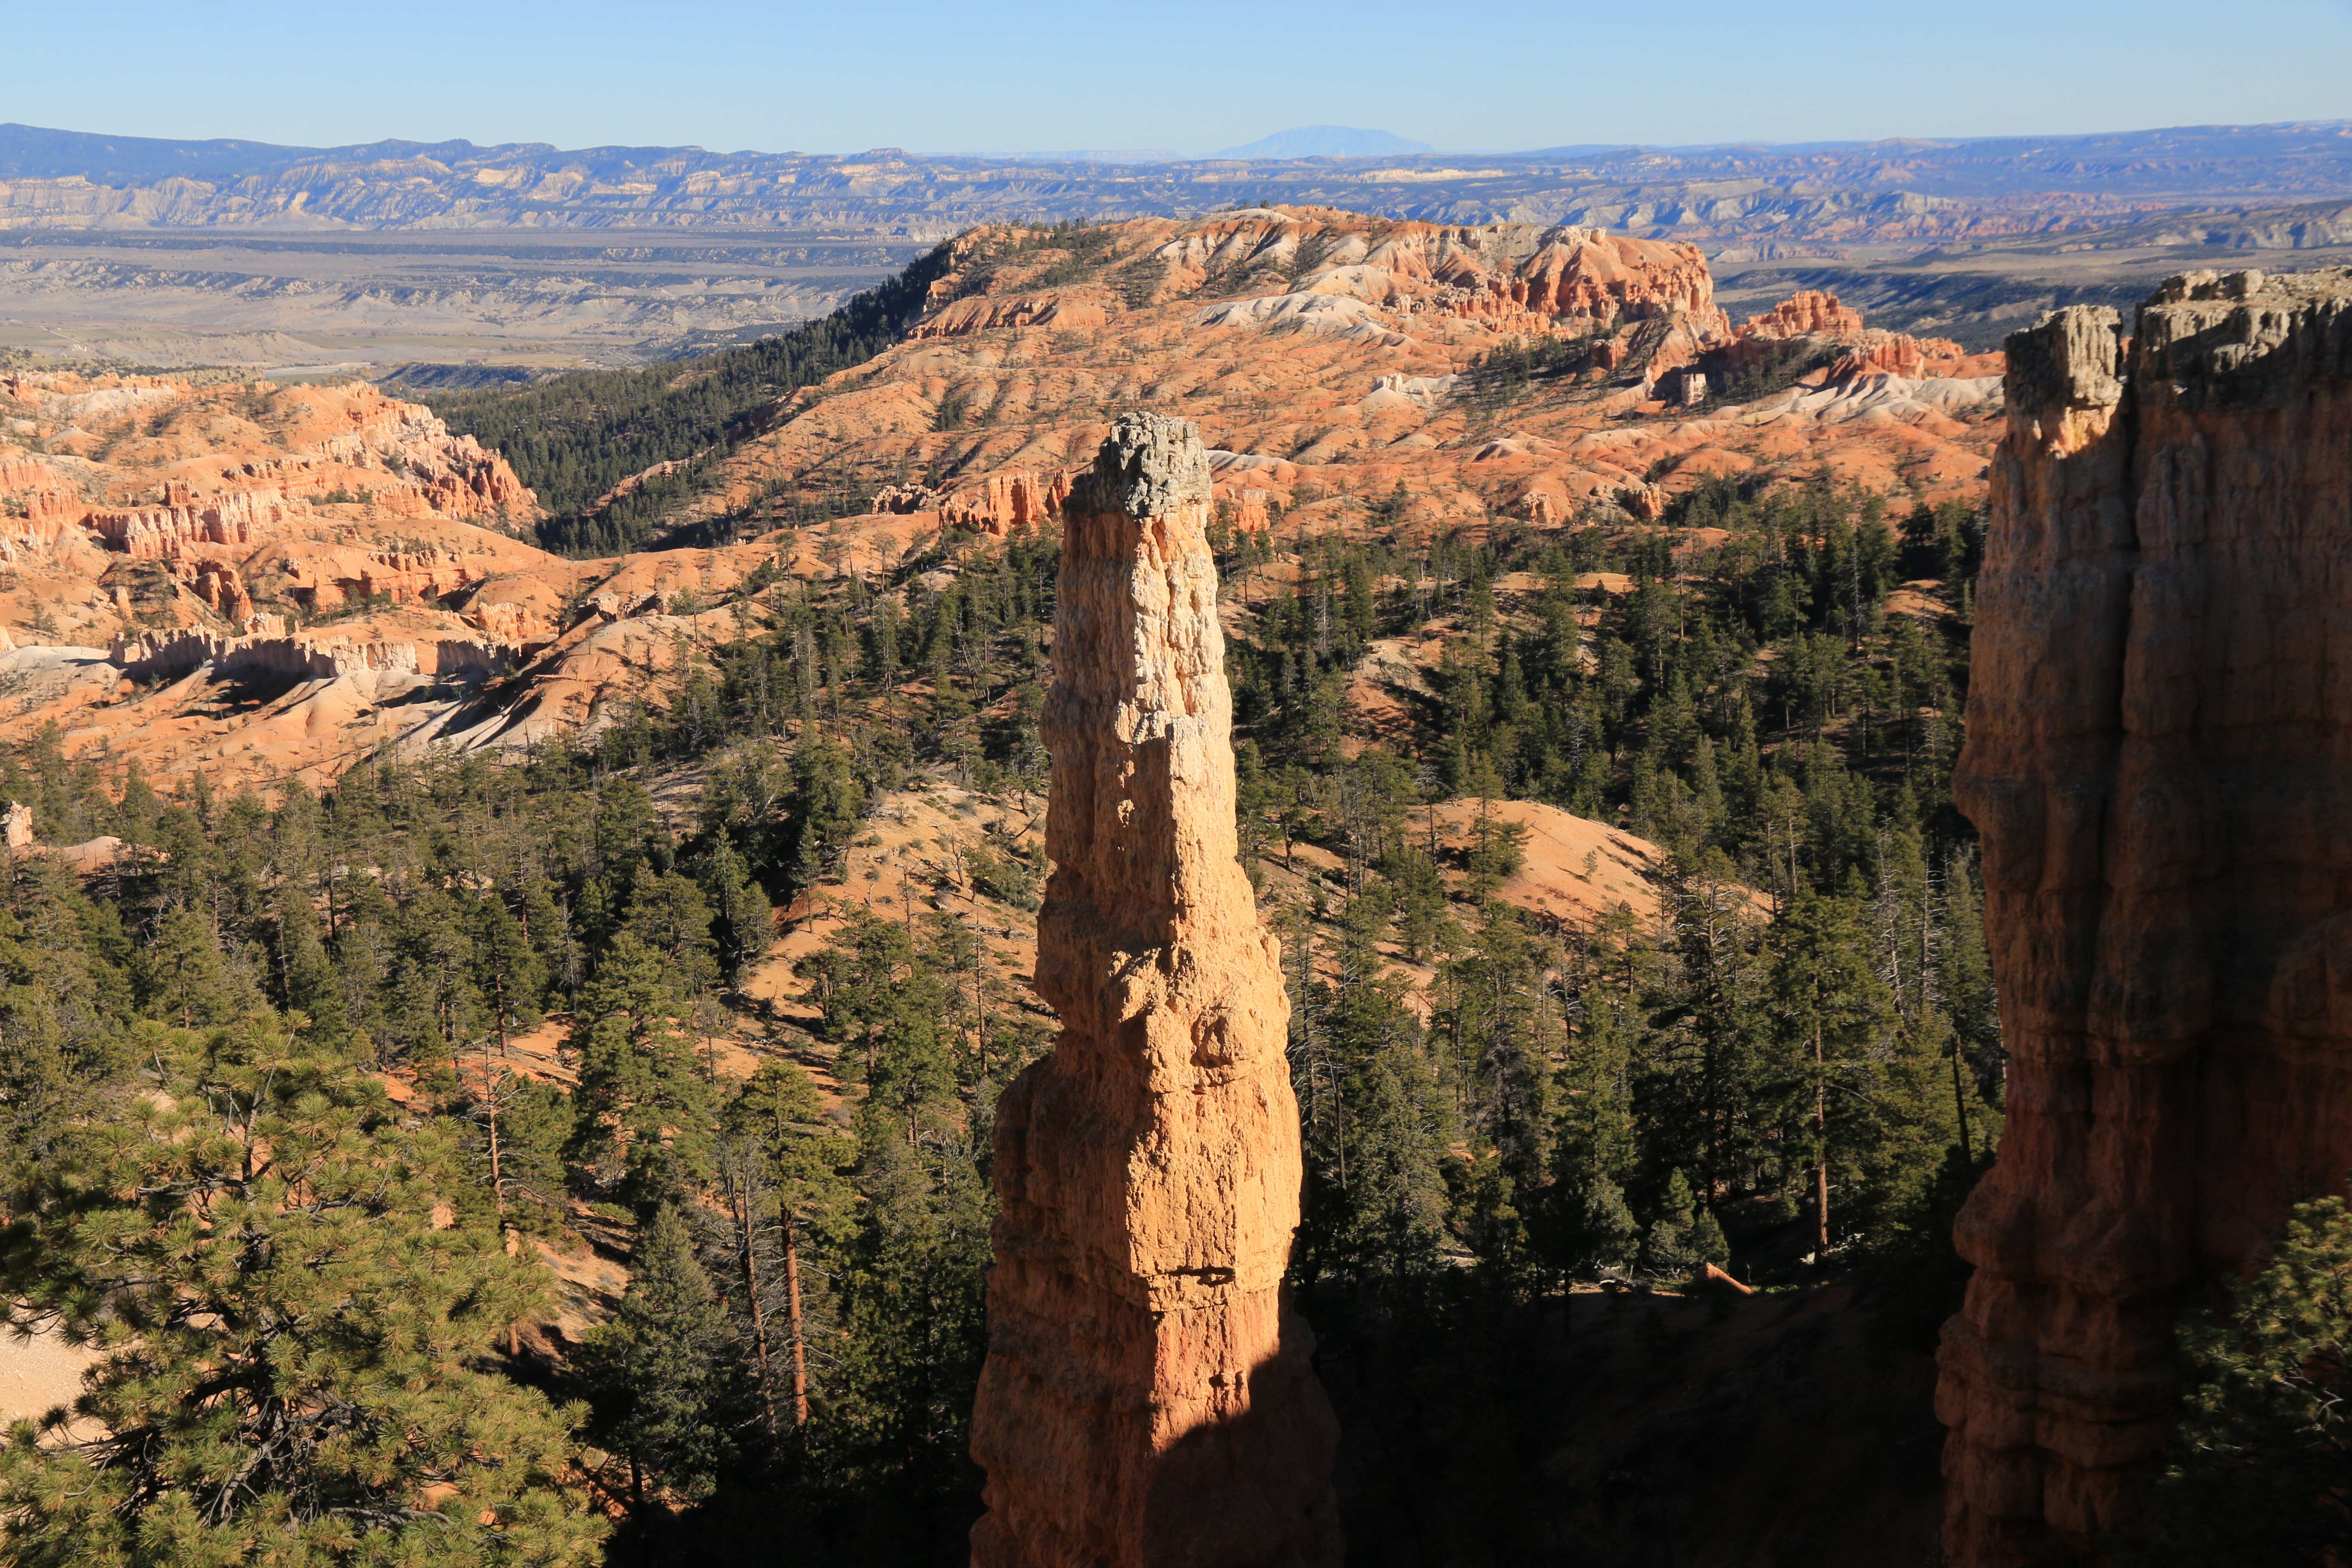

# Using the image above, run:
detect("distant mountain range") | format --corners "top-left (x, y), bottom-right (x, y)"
top-left (2, 120), bottom-right (2350, 250)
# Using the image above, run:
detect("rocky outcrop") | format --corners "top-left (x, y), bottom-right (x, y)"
top-left (1368, 371), bottom-right (1462, 407)
top-left (1418, 226), bottom-right (1724, 333)
top-left (1939, 267), bottom-right (2352, 1565)
top-left (970, 413), bottom-right (1341, 1568)
top-left (91, 486), bottom-right (290, 558)
top-left (3, 375), bottom-right (534, 536)
top-left (945, 471), bottom-right (1069, 535)
top-left (0, 508), bottom-right (102, 567)
top-left (1604, 478), bottom-right (1668, 520)
top-left (1739, 289), bottom-right (1865, 340)
top-left (1692, 288), bottom-right (2001, 401)
top-left (391, 428), bottom-right (536, 520)
top-left (870, 481), bottom-right (945, 516)
top-left (1148, 213), bottom-right (1727, 339)
top-left (270, 386), bottom-right (536, 523)
top-left (187, 559), bottom-right (253, 620)
top-left (112, 617), bottom-right (516, 685)
top-left (273, 542), bottom-right (501, 611)
top-left (1827, 333), bottom-right (1991, 383)
top-left (871, 470), bottom-right (1072, 536)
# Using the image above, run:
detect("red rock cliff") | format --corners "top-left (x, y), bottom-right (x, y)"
top-left (1939, 267), bottom-right (2352, 1564)
top-left (969, 413), bottom-right (1342, 1568)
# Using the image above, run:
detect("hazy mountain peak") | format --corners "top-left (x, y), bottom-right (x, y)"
top-left (1210, 126), bottom-right (1434, 159)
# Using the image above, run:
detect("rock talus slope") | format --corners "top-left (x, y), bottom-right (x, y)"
top-left (969, 414), bottom-right (1341, 1568)
top-left (1939, 268), bottom-right (2352, 1564)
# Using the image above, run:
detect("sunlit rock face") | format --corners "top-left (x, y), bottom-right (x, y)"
top-left (968, 412), bottom-right (1341, 1568)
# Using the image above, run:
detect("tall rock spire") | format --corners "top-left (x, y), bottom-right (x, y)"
top-left (969, 413), bottom-right (1342, 1568)
top-left (1940, 268), bottom-right (2352, 1564)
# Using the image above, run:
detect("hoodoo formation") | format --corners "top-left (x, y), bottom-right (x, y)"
top-left (969, 414), bottom-right (1341, 1568)
top-left (1939, 269), bottom-right (2352, 1563)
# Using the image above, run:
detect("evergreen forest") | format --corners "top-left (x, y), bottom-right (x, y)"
top-left (0, 460), bottom-right (2067, 1565)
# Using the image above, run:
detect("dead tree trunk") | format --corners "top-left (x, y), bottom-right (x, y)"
top-left (784, 1207), bottom-right (810, 1428)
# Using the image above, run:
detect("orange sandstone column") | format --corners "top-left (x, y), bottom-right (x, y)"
top-left (1939, 272), bottom-right (2352, 1565)
top-left (970, 413), bottom-right (1342, 1568)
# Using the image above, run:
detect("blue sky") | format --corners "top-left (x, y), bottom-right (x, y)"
top-left (6, 0), bottom-right (2349, 155)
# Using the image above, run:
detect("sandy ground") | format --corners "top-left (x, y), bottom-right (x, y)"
top-left (0, 1326), bottom-right (95, 1426)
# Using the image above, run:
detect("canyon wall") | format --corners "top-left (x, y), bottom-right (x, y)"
top-left (1939, 268), bottom-right (2352, 1563)
top-left (969, 413), bottom-right (1341, 1568)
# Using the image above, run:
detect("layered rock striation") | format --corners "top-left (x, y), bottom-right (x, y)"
top-left (112, 617), bottom-right (516, 686)
top-left (1939, 267), bottom-right (2352, 1564)
top-left (970, 414), bottom-right (1340, 1568)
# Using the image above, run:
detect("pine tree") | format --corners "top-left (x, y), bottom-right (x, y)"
top-left (789, 736), bottom-right (867, 892)
top-left (0, 880), bottom-right (130, 1156)
top-left (272, 880), bottom-right (346, 1038)
top-left (581, 1204), bottom-right (747, 1509)
top-left (624, 870), bottom-right (721, 996)
top-left (1574, 1173), bottom-right (1642, 1278)
top-left (698, 839), bottom-right (774, 985)
top-left (821, 1124), bottom-right (993, 1550)
top-left (136, 903), bottom-right (249, 1029)
top-left (0, 1023), bottom-right (603, 1568)
top-left (1643, 1168), bottom-right (1703, 1280)
top-left (861, 986), bottom-right (956, 1150)
top-left (723, 1061), bottom-right (852, 1433)
top-left (1768, 893), bottom-right (1896, 1256)
top-left (472, 890), bottom-right (547, 1053)
top-left (2138, 1194), bottom-right (2352, 1566)
top-left (569, 932), bottom-right (713, 1202)
top-left (1295, 885), bottom-right (1449, 1300)
top-left (393, 884), bottom-right (486, 1075)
